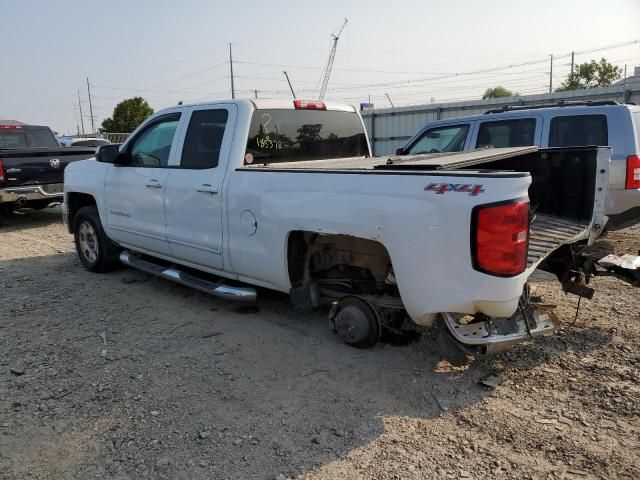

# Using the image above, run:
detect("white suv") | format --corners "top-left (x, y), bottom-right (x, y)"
top-left (399, 101), bottom-right (640, 230)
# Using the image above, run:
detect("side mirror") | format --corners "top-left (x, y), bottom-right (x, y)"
top-left (395, 147), bottom-right (405, 155)
top-left (96, 144), bottom-right (121, 164)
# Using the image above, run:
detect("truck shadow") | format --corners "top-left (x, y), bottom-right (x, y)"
top-left (0, 205), bottom-right (62, 232)
top-left (0, 252), bottom-right (612, 480)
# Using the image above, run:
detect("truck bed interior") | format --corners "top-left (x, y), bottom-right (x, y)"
top-left (455, 148), bottom-right (599, 266)
top-left (380, 146), bottom-right (601, 266)
top-left (241, 146), bottom-right (603, 267)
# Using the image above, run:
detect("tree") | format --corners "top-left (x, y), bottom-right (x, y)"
top-left (482, 86), bottom-right (518, 99)
top-left (557, 57), bottom-right (622, 91)
top-left (101, 97), bottom-right (154, 133)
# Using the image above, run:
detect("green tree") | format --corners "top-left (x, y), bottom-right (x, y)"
top-left (557, 58), bottom-right (622, 91)
top-left (101, 97), bottom-right (154, 133)
top-left (482, 86), bottom-right (519, 99)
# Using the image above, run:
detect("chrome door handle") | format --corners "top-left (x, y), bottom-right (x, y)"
top-left (196, 184), bottom-right (218, 194)
top-left (145, 180), bottom-right (162, 188)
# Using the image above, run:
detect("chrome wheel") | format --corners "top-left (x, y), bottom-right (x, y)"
top-left (78, 221), bottom-right (99, 263)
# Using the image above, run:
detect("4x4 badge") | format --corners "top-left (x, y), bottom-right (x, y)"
top-left (424, 183), bottom-right (485, 196)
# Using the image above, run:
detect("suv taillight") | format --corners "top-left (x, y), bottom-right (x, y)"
top-left (472, 199), bottom-right (529, 277)
top-left (625, 154), bottom-right (640, 189)
top-left (0, 159), bottom-right (4, 181)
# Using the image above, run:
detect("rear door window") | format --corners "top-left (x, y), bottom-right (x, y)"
top-left (407, 124), bottom-right (469, 154)
top-left (476, 118), bottom-right (536, 148)
top-left (548, 115), bottom-right (608, 147)
top-left (181, 109), bottom-right (229, 169)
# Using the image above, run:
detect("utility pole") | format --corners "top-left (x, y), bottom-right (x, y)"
top-left (229, 43), bottom-right (235, 99)
top-left (385, 93), bottom-right (394, 108)
top-left (254, 89), bottom-right (258, 99)
top-left (283, 71), bottom-right (296, 99)
top-left (623, 64), bottom-right (628, 102)
top-left (77, 90), bottom-right (85, 136)
top-left (73, 104), bottom-right (80, 135)
top-left (86, 78), bottom-right (95, 134)
top-left (549, 54), bottom-right (554, 93)
top-left (570, 51), bottom-right (575, 75)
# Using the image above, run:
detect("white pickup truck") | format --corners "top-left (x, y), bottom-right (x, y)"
top-left (63, 99), bottom-right (614, 356)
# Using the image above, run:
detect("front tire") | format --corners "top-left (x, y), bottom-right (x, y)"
top-left (73, 206), bottom-right (120, 272)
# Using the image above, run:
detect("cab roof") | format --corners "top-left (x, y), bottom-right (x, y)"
top-left (157, 98), bottom-right (357, 114)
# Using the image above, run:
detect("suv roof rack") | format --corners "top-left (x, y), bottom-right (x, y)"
top-left (484, 100), bottom-right (620, 114)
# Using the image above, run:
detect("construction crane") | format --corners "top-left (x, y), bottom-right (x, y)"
top-left (318, 18), bottom-right (348, 101)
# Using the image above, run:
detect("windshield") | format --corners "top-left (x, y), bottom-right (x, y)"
top-left (245, 109), bottom-right (369, 164)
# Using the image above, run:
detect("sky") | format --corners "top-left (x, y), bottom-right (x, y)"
top-left (1, 0), bottom-right (639, 135)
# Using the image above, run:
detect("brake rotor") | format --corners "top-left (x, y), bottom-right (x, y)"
top-left (330, 296), bottom-right (381, 349)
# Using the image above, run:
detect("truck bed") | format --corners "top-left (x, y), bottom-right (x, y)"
top-left (239, 146), bottom-right (537, 172)
top-left (241, 146), bottom-right (608, 270)
top-left (0, 147), bottom-right (95, 187)
top-left (528, 215), bottom-right (589, 266)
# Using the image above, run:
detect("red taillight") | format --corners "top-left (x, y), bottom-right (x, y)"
top-left (0, 125), bottom-right (22, 129)
top-left (473, 200), bottom-right (529, 277)
top-left (294, 100), bottom-right (326, 110)
top-left (0, 159), bottom-right (4, 181)
top-left (625, 154), bottom-right (640, 189)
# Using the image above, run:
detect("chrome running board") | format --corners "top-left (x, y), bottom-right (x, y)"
top-left (119, 251), bottom-right (257, 302)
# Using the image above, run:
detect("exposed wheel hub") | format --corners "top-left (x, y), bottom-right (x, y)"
top-left (330, 296), bottom-right (381, 348)
top-left (334, 305), bottom-right (371, 344)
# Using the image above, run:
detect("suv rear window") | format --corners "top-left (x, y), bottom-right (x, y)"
top-left (476, 118), bottom-right (536, 148)
top-left (245, 109), bottom-right (368, 164)
top-left (548, 115), bottom-right (608, 147)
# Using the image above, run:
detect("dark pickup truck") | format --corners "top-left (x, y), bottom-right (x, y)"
top-left (0, 123), bottom-right (95, 216)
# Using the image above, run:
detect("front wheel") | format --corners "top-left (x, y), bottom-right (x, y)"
top-left (73, 206), bottom-right (120, 272)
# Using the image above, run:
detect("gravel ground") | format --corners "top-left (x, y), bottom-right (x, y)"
top-left (0, 207), bottom-right (638, 480)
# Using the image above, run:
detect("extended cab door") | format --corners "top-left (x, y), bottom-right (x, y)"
top-left (104, 113), bottom-right (182, 255)
top-left (163, 104), bottom-right (236, 270)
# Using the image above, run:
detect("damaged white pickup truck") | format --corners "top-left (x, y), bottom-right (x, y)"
top-left (63, 99), bottom-right (628, 358)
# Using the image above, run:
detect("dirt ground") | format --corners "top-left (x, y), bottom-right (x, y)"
top-left (1, 207), bottom-right (638, 480)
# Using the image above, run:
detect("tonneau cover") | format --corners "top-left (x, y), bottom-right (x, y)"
top-left (240, 146), bottom-right (539, 172)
